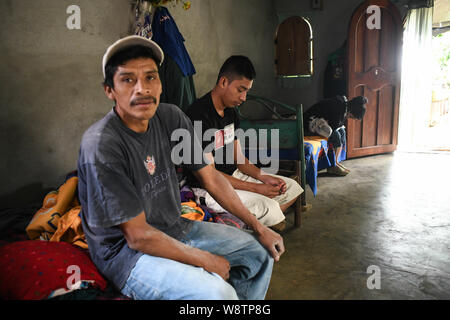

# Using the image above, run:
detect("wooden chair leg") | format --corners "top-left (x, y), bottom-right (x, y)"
top-left (294, 160), bottom-right (302, 228)
top-left (295, 196), bottom-right (301, 228)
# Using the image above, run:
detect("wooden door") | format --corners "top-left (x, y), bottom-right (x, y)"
top-left (346, 0), bottom-right (402, 158)
top-left (275, 16), bottom-right (313, 76)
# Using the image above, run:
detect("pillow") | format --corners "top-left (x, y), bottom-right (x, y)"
top-left (0, 240), bottom-right (108, 300)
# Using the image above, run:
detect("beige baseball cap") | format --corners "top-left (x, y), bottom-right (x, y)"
top-left (102, 35), bottom-right (165, 78)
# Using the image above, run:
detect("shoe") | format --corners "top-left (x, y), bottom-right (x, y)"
top-left (327, 165), bottom-right (349, 176)
top-left (337, 163), bottom-right (350, 173)
top-left (270, 220), bottom-right (286, 232)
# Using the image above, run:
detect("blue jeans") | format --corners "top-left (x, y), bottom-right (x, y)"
top-left (329, 126), bottom-right (346, 148)
top-left (121, 220), bottom-right (274, 300)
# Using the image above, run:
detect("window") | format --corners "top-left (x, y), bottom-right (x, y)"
top-left (275, 16), bottom-right (313, 77)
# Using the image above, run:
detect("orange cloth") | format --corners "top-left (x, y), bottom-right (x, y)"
top-left (27, 177), bottom-right (207, 249)
top-left (26, 177), bottom-right (86, 249)
top-left (49, 206), bottom-right (87, 249)
top-left (180, 201), bottom-right (206, 221)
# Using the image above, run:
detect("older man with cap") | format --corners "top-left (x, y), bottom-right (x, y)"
top-left (77, 36), bottom-right (284, 300)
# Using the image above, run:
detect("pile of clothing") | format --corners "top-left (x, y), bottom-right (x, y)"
top-left (25, 171), bottom-right (247, 249)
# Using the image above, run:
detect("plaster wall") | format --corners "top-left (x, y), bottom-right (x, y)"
top-left (0, 0), bottom-right (277, 208)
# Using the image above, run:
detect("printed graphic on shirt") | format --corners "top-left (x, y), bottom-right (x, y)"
top-left (214, 130), bottom-right (224, 150)
top-left (224, 123), bottom-right (235, 145)
top-left (144, 156), bottom-right (156, 175)
top-left (214, 123), bottom-right (235, 150)
top-left (140, 167), bottom-right (171, 200)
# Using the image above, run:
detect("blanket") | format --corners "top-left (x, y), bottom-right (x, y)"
top-left (25, 176), bottom-right (87, 249)
top-left (25, 174), bottom-right (214, 249)
top-left (304, 135), bottom-right (347, 195)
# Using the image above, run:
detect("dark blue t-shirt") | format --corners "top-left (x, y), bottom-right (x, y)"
top-left (77, 103), bottom-right (207, 289)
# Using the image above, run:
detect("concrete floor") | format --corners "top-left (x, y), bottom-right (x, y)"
top-left (422, 113), bottom-right (450, 151)
top-left (266, 152), bottom-right (450, 300)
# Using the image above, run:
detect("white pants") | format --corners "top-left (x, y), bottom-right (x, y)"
top-left (194, 169), bottom-right (304, 227)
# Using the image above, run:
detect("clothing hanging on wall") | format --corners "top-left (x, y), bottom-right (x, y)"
top-left (132, 0), bottom-right (153, 39)
top-left (323, 42), bottom-right (347, 99)
top-left (151, 6), bottom-right (196, 110)
top-left (159, 55), bottom-right (196, 111)
top-left (151, 6), bottom-right (196, 77)
top-left (129, 3), bottom-right (196, 110)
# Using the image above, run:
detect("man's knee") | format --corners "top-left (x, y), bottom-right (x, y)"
top-left (252, 239), bottom-right (274, 265)
top-left (283, 176), bottom-right (303, 200)
top-left (258, 198), bottom-right (285, 223)
top-left (200, 276), bottom-right (239, 300)
top-left (329, 129), bottom-right (344, 148)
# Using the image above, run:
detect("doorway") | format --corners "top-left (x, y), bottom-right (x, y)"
top-left (397, 2), bottom-right (450, 152)
top-left (424, 30), bottom-right (450, 151)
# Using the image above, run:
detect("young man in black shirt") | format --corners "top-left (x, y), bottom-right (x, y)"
top-left (186, 56), bottom-right (303, 232)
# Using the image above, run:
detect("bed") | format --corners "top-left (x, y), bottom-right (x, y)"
top-left (237, 94), bottom-right (347, 201)
top-left (0, 185), bottom-right (131, 300)
top-left (303, 136), bottom-right (347, 196)
top-left (237, 94), bottom-right (307, 227)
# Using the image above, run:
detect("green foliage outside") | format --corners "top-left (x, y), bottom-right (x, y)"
top-left (432, 31), bottom-right (450, 92)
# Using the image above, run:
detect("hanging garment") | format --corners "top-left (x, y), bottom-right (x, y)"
top-left (132, 0), bottom-right (153, 38)
top-left (152, 6), bottom-right (196, 77)
top-left (323, 42), bottom-right (347, 99)
top-left (159, 55), bottom-right (196, 111)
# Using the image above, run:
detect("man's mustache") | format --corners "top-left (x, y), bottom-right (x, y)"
top-left (131, 96), bottom-right (157, 106)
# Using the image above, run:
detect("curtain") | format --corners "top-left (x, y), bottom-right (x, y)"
top-left (398, 7), bottom-right (434, 151)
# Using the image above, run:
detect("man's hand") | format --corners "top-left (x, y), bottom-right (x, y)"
top-left (201, 252), bottom-right (231, 281)
top-left (255, 183), bottom-right (282, 198)
top-left (259, 175), bottom-right (287, 195)
top-left (255, 226), bottom-right (285, 262)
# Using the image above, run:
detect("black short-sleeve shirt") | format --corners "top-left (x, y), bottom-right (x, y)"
top-left (186, 92), bottom-right (240, 177)
top-left (303, 96), bottom-right (347, 134)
